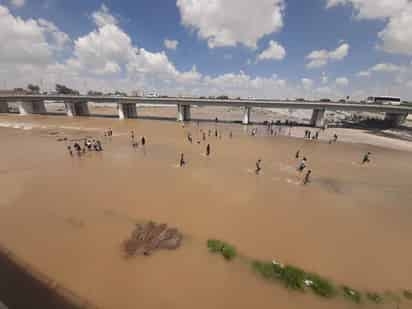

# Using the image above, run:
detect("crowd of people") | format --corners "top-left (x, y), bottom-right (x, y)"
top-left (67, 138), bottom-right (103, 157)
top-left (64, 121), bottom-right (372, 187)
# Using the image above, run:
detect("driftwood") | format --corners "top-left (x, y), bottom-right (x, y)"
top-left (123, 222), bottom-right (182, 257)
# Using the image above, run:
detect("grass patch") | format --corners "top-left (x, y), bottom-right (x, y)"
top-left (306, 273), bottom-right (337, 298)
top-left (252, 261), bottom-right (279, 279)
top-left (207, 239), bottom-right (237, 260)
top-left (342, 286), bottom-right (362, 304)
top-left (221, 244), bottom-right (237, 260)
top-left (280, 265), bottom-right (306, 291)
top-left (207, 239), bottom-right (224, 253)
top-left (404, 290), bottom-right (412, 300)
top-left (366, 292), bottom-right (383, 304)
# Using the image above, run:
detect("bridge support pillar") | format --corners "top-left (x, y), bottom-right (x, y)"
top-left (0, 102), bottom-right (8, 113)
top-left (177, 104), bottom-right (191, 122)
top-left (310, 108), bottom-right (325, 127)
top-left (17, 101), bottom-right (46, 115)
top-left (384, 112), bottom-right (408, 127)
top-left (64, 101), bottom-right (90, 117)
top-left (118, 103), bottom-right (137, 119)
top-left (242, 106), bottom-right (251, 125)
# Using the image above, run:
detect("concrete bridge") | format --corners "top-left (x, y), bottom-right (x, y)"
top-left (0, 95), bottom-right (411, 127)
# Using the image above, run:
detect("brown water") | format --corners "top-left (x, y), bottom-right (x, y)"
top-left (0, 114), bottom-right (411, 309)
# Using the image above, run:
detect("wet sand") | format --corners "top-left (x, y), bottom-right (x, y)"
top-left (0, 114), bottom-right (412, 309)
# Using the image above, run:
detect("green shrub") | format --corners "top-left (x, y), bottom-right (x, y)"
top-left (366, 292), bottom-right (383, 304)
top-left (207, 239), bottom-right (237, 260)
top-left (342, 286), bottom-right (362, 303)
top-left (280, 265), bottom-right (306, 291)
top-left (252, 261), bottom-right (277, 279)
top-left (404, 290), bottom-right (412, 300)
top-left (222, 244), bottom-right (237, 260)
top-left (207, 239), bottom-right (224, 252)
top-left (306, 273), bottom-right (337, 298)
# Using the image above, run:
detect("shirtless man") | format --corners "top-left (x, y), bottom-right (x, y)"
top-left (255, 159), bottom-right (262, 175)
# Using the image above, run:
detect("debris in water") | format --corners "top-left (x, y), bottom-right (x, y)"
top-left (123, 222), bottom-right (182, 257)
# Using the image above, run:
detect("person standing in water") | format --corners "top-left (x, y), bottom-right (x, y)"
top-left (130, 130), bottom-right (135, 141)
top-left (206, 144), bottom-right (211, 156)
top-left (67, 145), bottom-right (73, 156)
top-left (255, 159), bottom-right (262, 175)
top-left (362, 152), bottom-right (371, 164)
top-left (333, 134), bottom-right (338, 143)
top-left (295, 150), bottom-right (300, 159)
top-left (303, 170), bottom-right (312, 185)
top-left (202, 131), bottom-right (206, 141)
top-left (297, 157), bottom-right (307, 172)
top-left (141, 136), bottom-right (146, 146)
top-left (180, 153), bottom-right (186, 167)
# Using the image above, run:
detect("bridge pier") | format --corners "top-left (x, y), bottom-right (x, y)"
top-left (177, 104), bottom-right (191, 122)
top-left (118, 103), bottom-right (137, 119)
top-left (64, 101), bottom-right (90, 117)
top-left (310, 108), bottom-right (325, 127)
top-left (0, 102), bottom-right (8, 113)
top-left (384, 112), bottom-right (408, 127)
top-left (17, 101), bottom-right (46, 115)
top-left (242, 106), bottom-right (251, 125)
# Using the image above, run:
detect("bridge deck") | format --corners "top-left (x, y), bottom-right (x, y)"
top-left (0, 95), bottom-right (411, 114)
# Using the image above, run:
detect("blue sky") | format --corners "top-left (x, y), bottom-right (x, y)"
top-left (1, 0), bottom-right (412, 99)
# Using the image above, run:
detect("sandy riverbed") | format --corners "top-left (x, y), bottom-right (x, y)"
top-left (0, 114), bottom-right (411, 309)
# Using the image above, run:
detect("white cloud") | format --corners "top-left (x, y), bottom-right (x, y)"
top-left (176, 0), bottom-right (284, 48)
top-left (326, 0), bottom-right (412, 55)
top-left (357, 70), bottom-right (370, 77)
top-left (371, 63), bottom-right (403, 72)
top-left (301, 78), bottom-right (313, 90)
top-left (357, 62), bottom-right (404, 77)
top-left (306, 43), bottom-right (349, 68)
top-left (164, 39), bottom-right (178, 50)
top-left (321, 72), bottom-right (328, 84)
top-left (335, 77), bottom-right (349, 87)
top-left (10, 0), bottom-right (25, 8)
top-left (378, 7), bottom-right (412, 55)
top-left (92, 4), bottom-right (118, 27)
top-left (0, 5), bottom-right (69, 66)
top-left (316, 86), bottom-right (332, 94)
top-left (257, 40), bottom-right (286, 61)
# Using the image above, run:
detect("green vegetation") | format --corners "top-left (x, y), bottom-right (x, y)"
top-left (404, 290), bottom-right (412, 300)
top-left (207, 239), bottom-right (237, 260)
top-left (221, 244), bottom-right (237, 260)
top-left (306, 273), bottom-right (336, 298)
top-left (251, 260), bottom-right (281, 279)
top-left (207, 238), bottom-right (410, 305)
top-left (207, 239), bottom-right (225, 252)
top-left (280, 265), bottom-right (306, 291)
top-left (342, 286), bottom-right (362, 303)
top-left (366, 292), bottom-right (383, 304)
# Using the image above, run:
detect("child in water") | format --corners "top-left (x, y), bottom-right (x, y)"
top-left (206, 144), bottom-right (210, 156)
